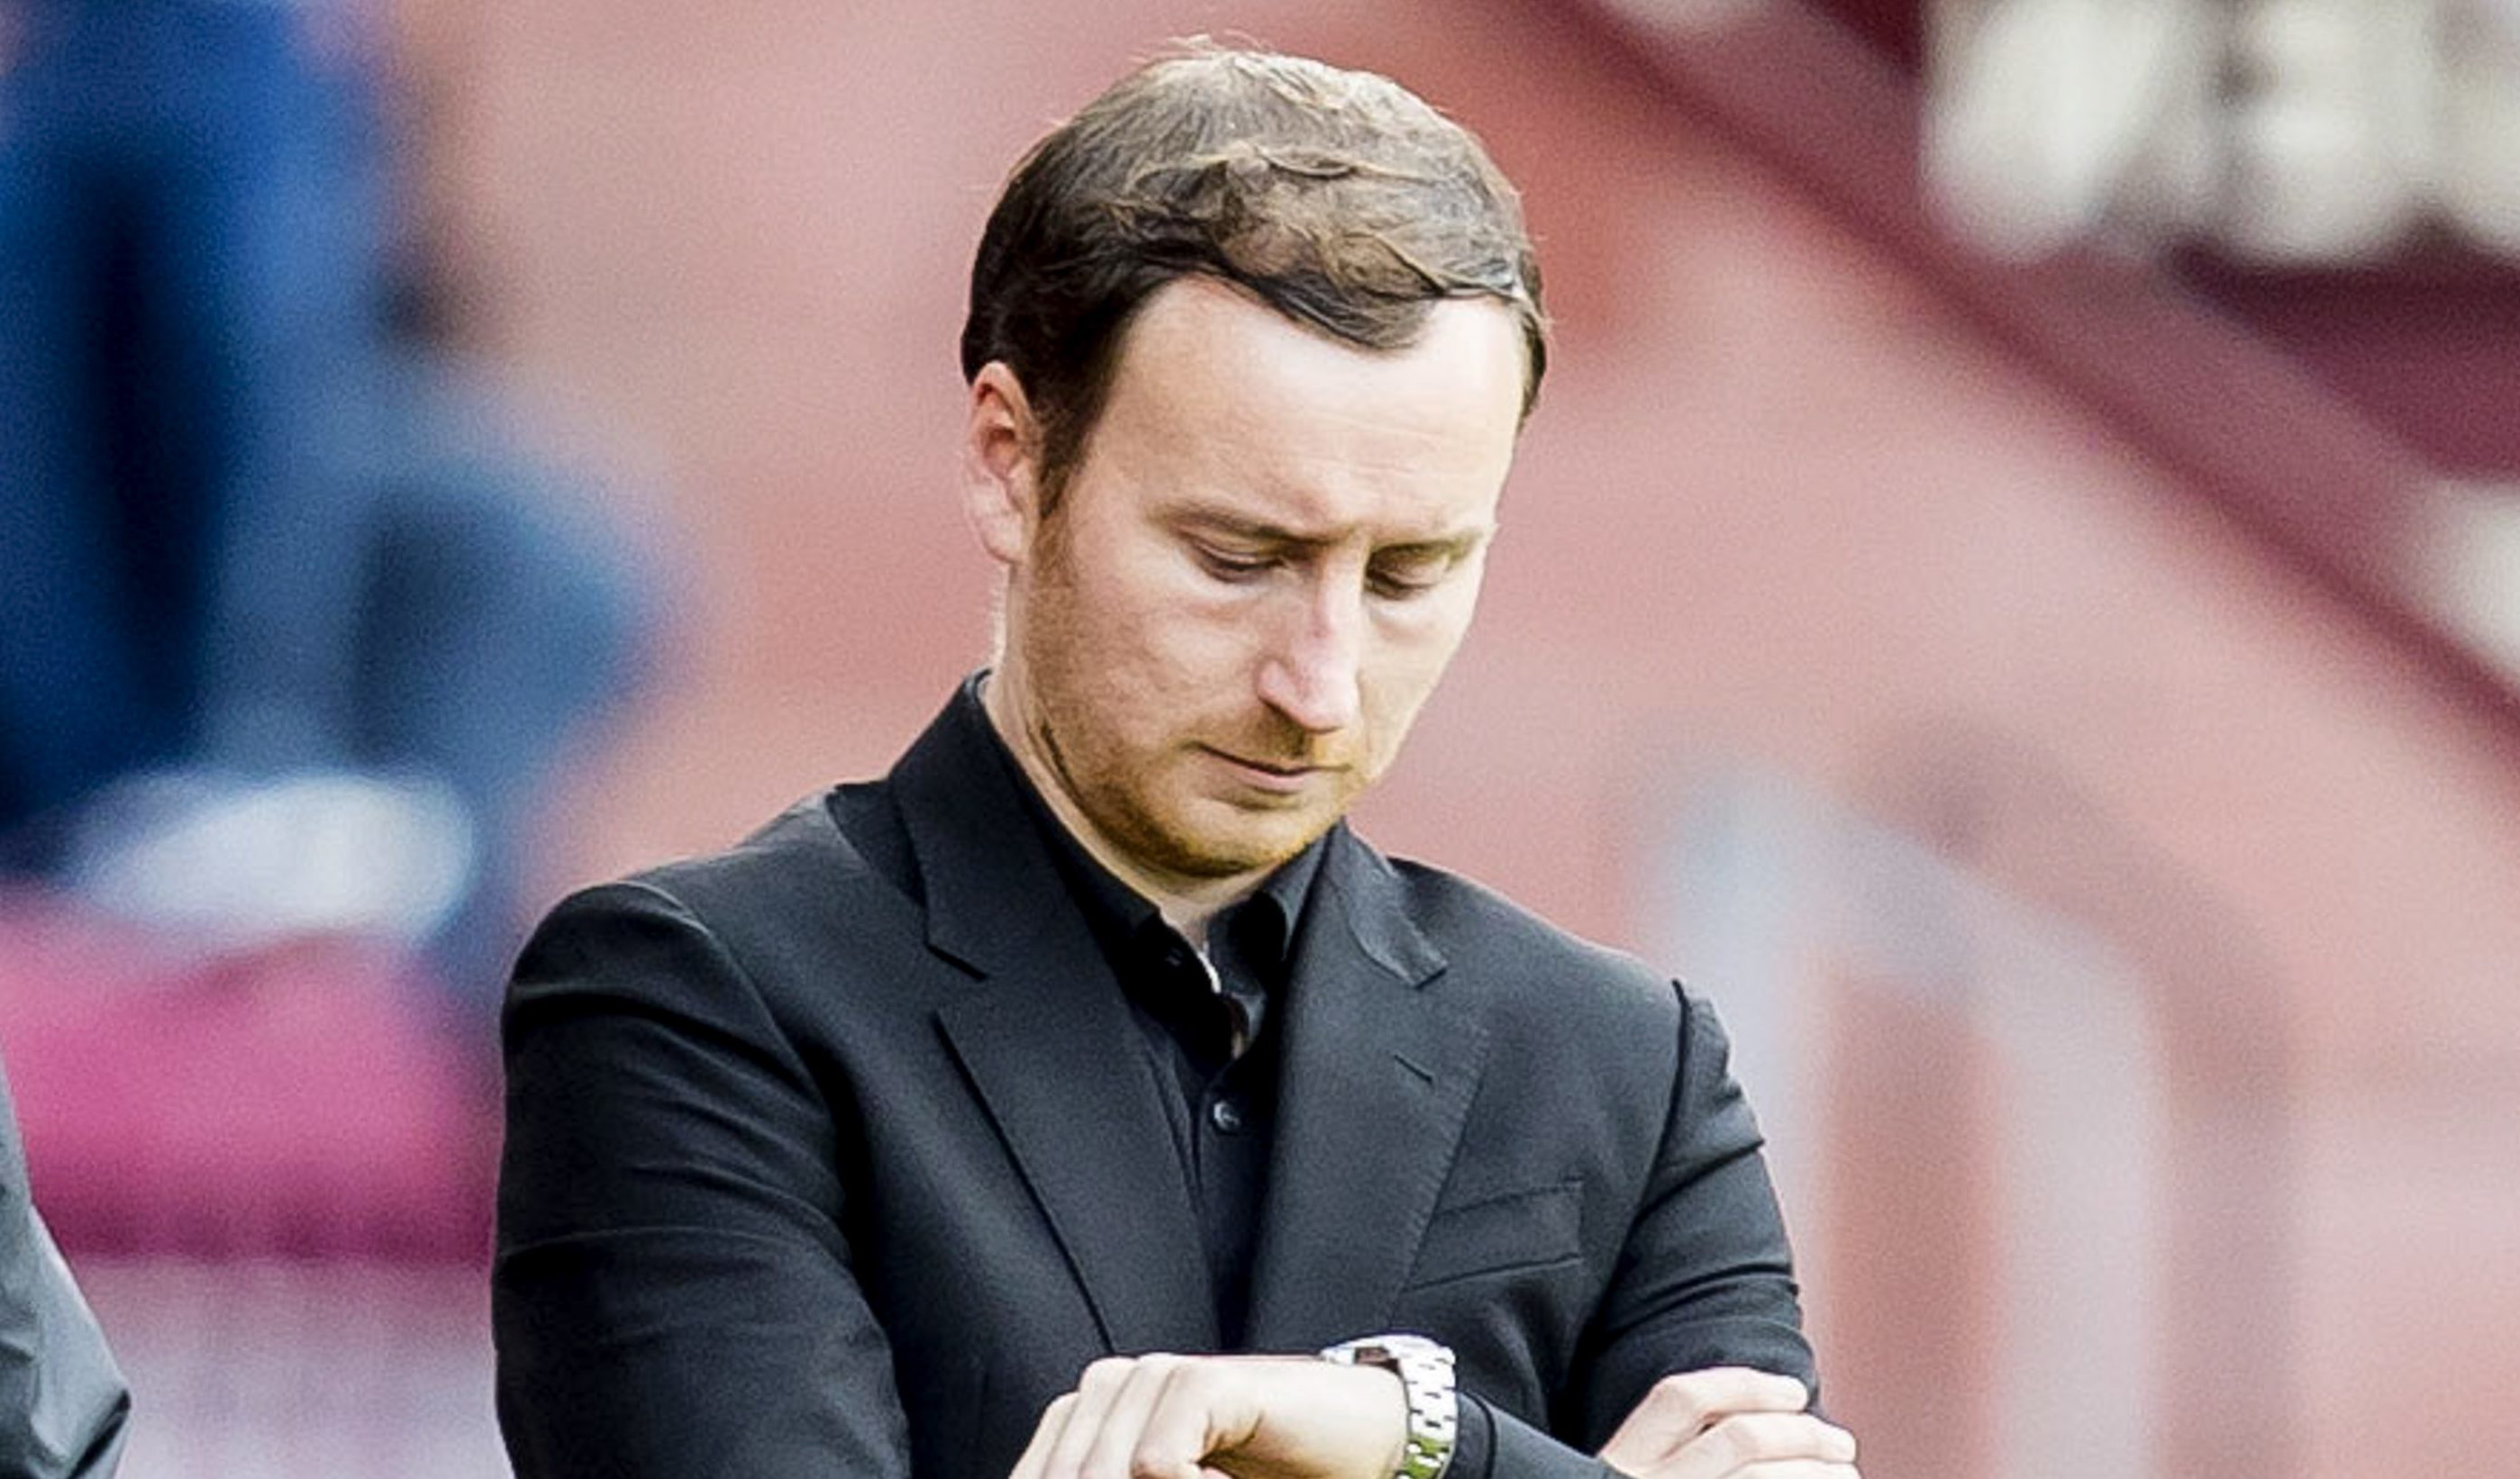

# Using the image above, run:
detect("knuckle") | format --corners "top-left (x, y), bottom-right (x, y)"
top-left (1129, 1438), bottom-right (1187, 1479)
top-left (1650, 1371), bottom-right (1707, 1424)
top-left (1702, 1414), bottom-right (1760, 1465)
top-left (1080, 1356), bottom-right (1136, 1391)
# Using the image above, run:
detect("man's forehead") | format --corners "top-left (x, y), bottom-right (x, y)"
top-left (1116, 277), bottom-right (1524, 382)
top-left (1096, 281), bottom-right (1526, 475)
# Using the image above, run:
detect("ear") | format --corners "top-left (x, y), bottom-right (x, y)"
top-left (961, 362), bottom-right (1043, 568)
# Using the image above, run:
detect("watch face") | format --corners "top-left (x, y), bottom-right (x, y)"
top-left (1324, 1334), bottom-right (1454, 1366)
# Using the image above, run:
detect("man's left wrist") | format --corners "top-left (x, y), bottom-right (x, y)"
top-left (1320, 1334), bottom-right (1458, 1479)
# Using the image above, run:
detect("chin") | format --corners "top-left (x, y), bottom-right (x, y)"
top-left (1142, 811), bottom-right (1332, 881)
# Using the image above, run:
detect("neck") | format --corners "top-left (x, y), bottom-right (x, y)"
top-left (980, 664), bottom-right (1257, 942)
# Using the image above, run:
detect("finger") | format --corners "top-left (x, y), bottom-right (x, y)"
top-left (1134, 1359), bottom-right (1258, 1479)
top-left (1042, 1357), bottom-right (1143, 1479)
top-left (1600, 1369), bottom-right (1812, 1473)
top-left (1724, 1464), bottom-right (1860, 1479)
top-left (1076, 1354), bottom-right (1191, 1479)
top-left (1010, 1392), bottom-right (1079, 1479)
top-left (1656, 1413), bottom-right (1855, 1479)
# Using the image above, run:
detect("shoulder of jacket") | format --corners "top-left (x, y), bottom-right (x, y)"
top-left (565, 783), bottom-right (891, 930)
top-left (1376, 852), bottom-right (1678, 1021)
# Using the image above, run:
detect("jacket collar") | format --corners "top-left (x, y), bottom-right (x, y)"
top-left (896, 681), bottom-right (1218, 1352)
top-left (1241, 825), bottom-right (1487, 1352)
top-left (887, 673), bottom-right (1078, 978)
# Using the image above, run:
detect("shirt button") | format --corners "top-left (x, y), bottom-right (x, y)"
top-left (1207, 1097), bottom-right (1244, 1134)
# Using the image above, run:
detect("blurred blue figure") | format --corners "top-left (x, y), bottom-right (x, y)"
top-left (0, 0), bottom-right (651, 1014)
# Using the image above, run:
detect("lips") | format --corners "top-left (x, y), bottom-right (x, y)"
top-left (1218, 753), bottom-right (1316, 777)
top-left (1200, 745), bottom-right (1342, 794)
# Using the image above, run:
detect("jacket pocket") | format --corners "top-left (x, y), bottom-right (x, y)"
top-left (1403, 1178), bottom-right (1582, 1291)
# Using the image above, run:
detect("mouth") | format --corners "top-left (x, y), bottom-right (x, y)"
top-left (1199, 746), bottom-right (1340, 795)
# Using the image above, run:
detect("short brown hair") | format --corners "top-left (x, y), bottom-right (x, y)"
top-left (960, 44), bottom-right (1547, 508)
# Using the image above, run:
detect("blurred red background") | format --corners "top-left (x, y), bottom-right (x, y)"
top-left (13, 1), bottom-right (2518, 1474)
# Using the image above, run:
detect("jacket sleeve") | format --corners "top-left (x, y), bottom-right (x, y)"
top-left (1464, 985), bottom-right (1815, 1479)
top-left (1567, 986), bottom-right (1817, 1450)
top-left (494, 881), bottom-right (911, 1477)
top-left (0, 1061), bottom-right (132, 1479)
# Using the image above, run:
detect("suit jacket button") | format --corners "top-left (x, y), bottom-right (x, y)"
top-left (1207, 1097), bottom-right (1245, 1134)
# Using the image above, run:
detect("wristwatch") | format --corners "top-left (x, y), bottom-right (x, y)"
top-left (1319, 1334), bottom-right (1459, 1479)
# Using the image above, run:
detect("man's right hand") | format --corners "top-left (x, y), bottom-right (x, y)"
top-left (1596, 1368), bottom-right (1859, 1479)
top-left (1009, 1352), bottom-right (1407, 1479)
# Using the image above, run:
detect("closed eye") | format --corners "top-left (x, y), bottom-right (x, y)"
top-left (1368, 553), bottom-right (1460, 599)
top-left (1193, 543), bottom-right (1278, 583)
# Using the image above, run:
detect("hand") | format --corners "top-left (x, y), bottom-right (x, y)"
top-left (1009, 1353), bottom-right (1406, 1479)
top-left (1597, 1367), bottom-right (1859, 1479)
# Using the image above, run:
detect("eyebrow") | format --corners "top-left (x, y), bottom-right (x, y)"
top-left (1173, 507), bottom-right (1496, 560)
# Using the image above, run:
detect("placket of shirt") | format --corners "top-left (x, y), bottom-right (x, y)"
top-left (1175, 940), bottom-right (1251, 1157)
top-left (1197, 909), bottom-right (1279, 1130)
top-left (1203, 913), bottom-right (1287, 1342)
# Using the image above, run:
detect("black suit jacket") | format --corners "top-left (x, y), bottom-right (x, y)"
top-left (495, 689), bottom-right (1814, 1478)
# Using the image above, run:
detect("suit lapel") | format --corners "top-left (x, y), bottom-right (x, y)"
top-left (896, 689), bottom-right (1221, 1356)
top-left (1243, 828), bottom-right (1490, 1352)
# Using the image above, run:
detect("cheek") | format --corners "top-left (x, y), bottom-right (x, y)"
top-left (1371, 597), bottom-right (1479, 700)
top-left (1357, 630), bottom-right (1467, 767)
top-left (1045, 535), bottom-right (1199, 683)
top-left (1069, 591), bottom-right (1256, 750)
top-left (1122, 588), bottom-right (1266, 700)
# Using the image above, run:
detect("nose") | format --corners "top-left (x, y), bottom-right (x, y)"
top-left (1256, 579), bottom-right (1363, 736)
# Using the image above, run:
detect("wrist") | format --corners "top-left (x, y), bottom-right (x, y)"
top-left (1320, 1335), bottom-right (1458, 1479)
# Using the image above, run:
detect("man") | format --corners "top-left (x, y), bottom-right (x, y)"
top-left (496, 46), bottom-right (1858, 1479)
top-left (0, 1059), bottom-right (130, 1477)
